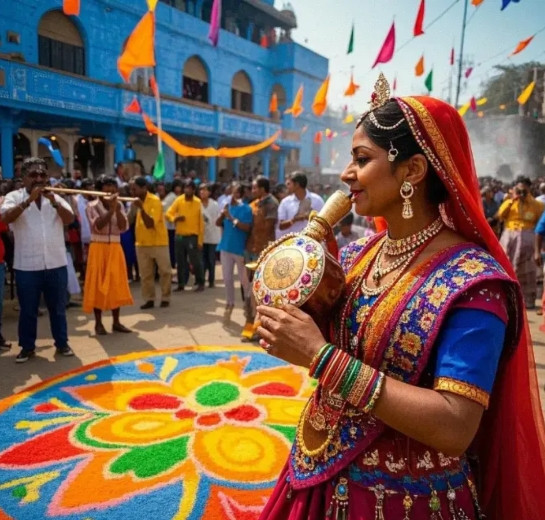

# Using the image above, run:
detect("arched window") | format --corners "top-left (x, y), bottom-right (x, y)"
top-left (38, 10), bottom-right (85, 75)
top-left (231, 71), bottom-right (252, 113)
top-left (182, 56), bottom-right (209, 103)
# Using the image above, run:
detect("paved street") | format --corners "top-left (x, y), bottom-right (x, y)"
top-left (1, 272), bottom-right (545, 416)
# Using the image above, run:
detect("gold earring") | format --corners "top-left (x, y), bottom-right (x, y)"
top-left (400, 181), bottom-right (414, 219)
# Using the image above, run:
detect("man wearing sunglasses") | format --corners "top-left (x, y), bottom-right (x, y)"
top-left (498, 175), bottom-right (545, 310)
top-left (1, 157), bottom-right (75, 363)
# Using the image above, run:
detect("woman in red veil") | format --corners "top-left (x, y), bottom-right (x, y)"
top-left (256, 74), bottom-right (545, 519)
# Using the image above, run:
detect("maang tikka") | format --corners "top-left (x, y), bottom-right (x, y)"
top-left (400, 181), bottom-right (414, 219)
top-left (357, 73), bottom-right (404, 130)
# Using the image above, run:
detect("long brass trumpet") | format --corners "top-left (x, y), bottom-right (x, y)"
top-left (44, 186), bottom-right (138, 202)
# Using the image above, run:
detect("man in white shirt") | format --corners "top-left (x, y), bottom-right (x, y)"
top-left (198, 183), bottom-right (221, 287)
top-left (1, 158), bottom-right (75, 363)
top-left (277, 172), bottom-right (324, 238)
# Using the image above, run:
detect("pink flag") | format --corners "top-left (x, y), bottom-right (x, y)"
top-left (208, 0), bottom-right (221, 46)
top-left (465, 67), bottom-right (473, 79)
top-left (372, 22), bottom-right (396, 68)
top-left (470, 97), bottom-right (477, 112)
top-left (450, 47), bottom-right (455, 66)
top-left (393, 77), bottom-right (398, 93)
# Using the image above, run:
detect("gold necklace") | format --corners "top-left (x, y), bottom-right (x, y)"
top-left (383, 217), bottom-right (444, 256)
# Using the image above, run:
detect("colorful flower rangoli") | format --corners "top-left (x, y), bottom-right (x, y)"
top-left (0, 346), bottom-right (312, 520)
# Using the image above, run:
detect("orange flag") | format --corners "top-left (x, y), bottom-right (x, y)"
top-left (415, 55), bottom-right (425, 77)
top-left (511, 36), bottom-right (534, 56)
top-left (312, 76), bottom-right (330, 117)
top-left (63, 0), bottom-right (80, 15)
top-left (118, 12), bottom-right (156, 82)
top-left (314, 131), bottom-right (322, 144)
top-left (471, 0), bottom-right (485, 5)
top-left (284, 86), bottom-right (303, 117)
top-left (142, 113), bottom-right (280, 157)
top-left (344, 74), bottom-right (360, 96)
top-left (269, 93), bottom-right (278, 114)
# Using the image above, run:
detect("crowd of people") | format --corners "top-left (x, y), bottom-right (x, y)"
top-left (3, 158), bottom-right (545, 363)
top-left (0, 162), bottom-right (376, 361)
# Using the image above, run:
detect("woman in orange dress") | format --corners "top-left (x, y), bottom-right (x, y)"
top-left (84, 175), bottom-right (133, 335)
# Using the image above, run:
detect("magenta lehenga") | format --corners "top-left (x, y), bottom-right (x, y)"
top-left (259, 234), bottom-right (519, 519)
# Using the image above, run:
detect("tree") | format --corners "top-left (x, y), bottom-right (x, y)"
top-left (480, 62), bottom-right (544, 117)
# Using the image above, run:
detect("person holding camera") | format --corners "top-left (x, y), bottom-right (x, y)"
top-left (498, 175), bottom-right (544, 309)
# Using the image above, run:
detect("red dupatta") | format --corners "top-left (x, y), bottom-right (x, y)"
top-left (396, 96), bottom-right (545, 518)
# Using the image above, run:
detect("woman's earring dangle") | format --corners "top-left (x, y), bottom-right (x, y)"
top-left (400, 181), bottom-right (414, 220)
top-left (387, 142), bottom-right (399, 162)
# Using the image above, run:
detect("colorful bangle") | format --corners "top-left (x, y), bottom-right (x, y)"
top-left (347, 364), bottom-right (375, 407)
top-left (308, 343), bottom-right (335, 378)
top-left (363, 372), bottom-right (385, 413)
top-left (340, 360), bottom-right (360, 399)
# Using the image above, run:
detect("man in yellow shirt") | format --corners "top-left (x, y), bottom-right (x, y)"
top-left (498, 176), bottom-right (545, 309)
top-left (165, 179), bottom-right (205, 292)
top-left (132, 177), bottom-right (172, 309)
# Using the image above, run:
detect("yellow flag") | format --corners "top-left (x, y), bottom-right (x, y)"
top-left (343, 114), bottom-right (355, 124)
top-left (458, 102), bottom-right (470, 117)
top-left (284, 86), bottom-right (304, 117)
top-left (476, 97), bottom-right (488, 106)
top-left (312, 76), bottom-right (330, 117)
top-left (517, 81), bottom-right (535, 105)
top-left (147, 0), bottom-right (159, 11)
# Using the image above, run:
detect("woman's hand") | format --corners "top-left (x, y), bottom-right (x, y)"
top-left (256, 304), bottom-right (326, 368)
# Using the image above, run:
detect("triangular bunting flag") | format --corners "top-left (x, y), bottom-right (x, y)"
top-left (153, 150), bottom-right (165, 180)
top-left (117, 12), bottom-right (156, 82)
top-left (501, 0), bottom-right (520, 10)
top-left (414, 0), bottom-right (425, 37)
top-left (415, 55), bottom-right (425, 77)
top-left (344, 74), bottom-right (360, 96)
top-left (511, 36), bottom-right (534, 56)
top-left (63, 0), bottom-right (80, 15)
top-left (424, 69), bottom-right (433, 92)
top-left (471, 0), bottom-right (485, 5)
top-left (372, 22), bottom-right (396, 68)
top-left (343, 114), bottom-right (355, 124)
top-left (517, 81), bottom-right (535, 105)
top-left (147, 0), bottom-right (159, 11)
top-left (312, 76), bottom-right (330, 117)
top-left (208, 0), bottom-right (222, 46)
top-left (465, 67), bottom-right (473, 79)
top-left (269, 92), bottom-right (278, 114)
top-left (124, 98), bottom-right (142, 113)
top-left (470, 97), bottom-right (477, 112)
top-left (284, 86), bottom-right (304, 117)
top-left (149, 75), bottom-right (159, 97)
top-left (347, 24), bottom-right (355, 54)
top-left (450, 47), bottom-right (455, 66)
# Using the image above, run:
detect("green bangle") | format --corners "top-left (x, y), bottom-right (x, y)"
top-left (313, 344), bottom-right (335, 378)
top-left (340, 358), bottom-right (360, 399)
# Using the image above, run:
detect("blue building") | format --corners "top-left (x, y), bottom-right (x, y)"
top-left (0, 0), bottom-right (339, 183)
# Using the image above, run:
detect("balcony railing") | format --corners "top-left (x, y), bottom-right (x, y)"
top-left (0, 58), bottom-right (298, 147)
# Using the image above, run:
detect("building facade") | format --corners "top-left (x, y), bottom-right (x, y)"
top-left (0, 0), bottom-right (338, 182)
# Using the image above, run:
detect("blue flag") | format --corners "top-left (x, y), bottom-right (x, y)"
top-left (501, 0), bottom-right (520, 10)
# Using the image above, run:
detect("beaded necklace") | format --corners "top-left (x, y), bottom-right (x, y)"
top-left (338, 230), bottom-right (440, 357)
top-left (383, 216), bottom-right (443, 256)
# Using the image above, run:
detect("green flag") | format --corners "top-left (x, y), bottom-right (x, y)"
top-left (347, 24), bottom-right (354, 54)
top-left (424, 69), bottom-right (433, 92)
top-left (153, 150), bottom-right (165, 180)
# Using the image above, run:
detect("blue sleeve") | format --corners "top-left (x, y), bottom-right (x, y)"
top-left (536, 210), bottom-right (545, 236)
top-left (433, 308), bottom-right (506, 408)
